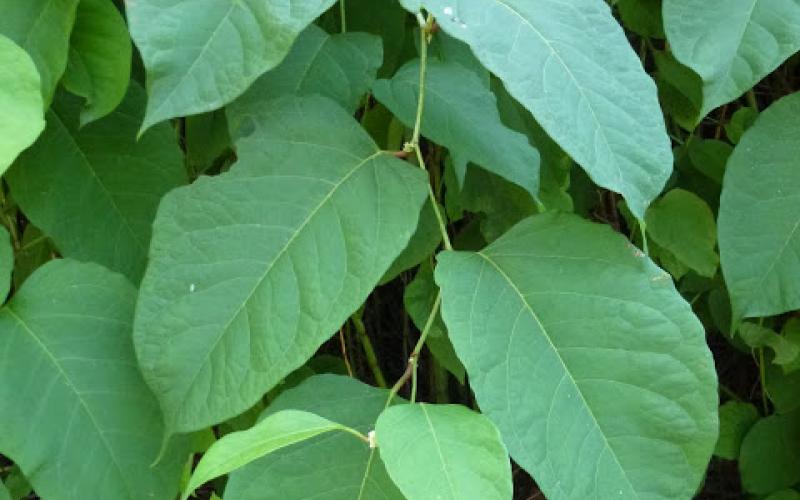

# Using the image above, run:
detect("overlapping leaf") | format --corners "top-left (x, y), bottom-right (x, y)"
top-left (134, 96), bottom-right (429, 433)
top-left (664, 0), bottom-right (800, 119)
top-left (435, 212), bottom-right (719, 499)
top-left (400, 0), bottom-right (672, 219)
top-left (0, 260), bottom-right (187, 500)
top-left (0, 0), bottom-right (78, 103)
top-left (7, 83), bottom-right (186, 283)
top-left (374, 59), bottom-right (540, 200)
top-left (224, 375), bottom-right (403, 500)
top-left (718, 92), bottom-right (800, 321)
top-left (0, 35), bottom-right (45, 175)
top-left (228, 24), bottom-right (382, 130)
top-left (127, 0), bottom-right (336, 130)
top-left (62, 0), bottom-right (132, 125)
top-left (376, 404), bottom-right (512, 500)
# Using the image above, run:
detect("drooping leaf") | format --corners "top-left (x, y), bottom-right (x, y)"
top-left (714, 401), bottom-right (759, 460)
top-left (127, 0), bottom-right (336, 131)
top-left (0, 0), bottom-right (78, 104)
top-left (0, 259), bottom-right (188, 500)
top-left (401, 0), bottom-right (672, 219)
top-left (404, 261), bottom-right (465, 383)
top-left (435, 212), bottom-right (719, 499)
top-left (134, 96), bottom-right (429, 434)
top-left (62, 0), bottom-right (132, 125)
top-left (653, 50), bottom-right (704, 131)
top-left (228, 25), bottom-right (381, 127)
top-left (12, 225), bottom-right (53, 290)
top-left (718, 92), bottom-right (800, 322)
top-left (739, 322), bottom-right (800, 367)
top-left (7, 84), bottom-right (186, 283)
top-left (780, 318), bottom-right (800, 374)
top-left (766, 363), bottom-right (800, 414)
top-left (225, 374), bottom-right (404, 500)
top-left (375, 59), bottom-right (540, 199)
top-left (686, 139), bottom-right (732, 185)
top-left (0, 35), bottom-right (45, 175)
top-left (739, 411), bottom-right (800, 495)
top-left (646, 188), bottom-right (719, 277)
top-left (376, 404), bottom-right (512, 500)
top-left (0, 226), bottom-right (12, 303)
top-left (182, 410), bottom-right (365, 500)
top-left (664, 0), bottom-right (800, 118)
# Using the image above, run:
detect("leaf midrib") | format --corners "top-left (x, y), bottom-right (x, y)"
top-left (475, 251), bottom-right (639, 498)
top-left (174, 149), bottom-right (385, 427)
top-left (5, 307), bottom-right (135, 500)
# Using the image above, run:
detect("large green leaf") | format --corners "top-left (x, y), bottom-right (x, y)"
top-left (228, 24), bottom-right (382, 128)
top-left (7, 84), bottom-right (186, 283)
top-left (739, 411), bottom-right (800, 495)
top-left (645, 188), bottom-right (719, 278)
top-left (0, 35), bottom-right (45, 175)
top-left (376, 404), bottom-right (512, 500)
top-left (127, 0), bottom-right (336, 131)
top-left (718, 92), bottom-right (800, 322)
top-left (714, 401), bottom-right (759, 460)
top-left (0, 0), bottom-right (78, 104)
top-left (62, 0), bottom-right (132, 125)
top-left (183, 410), bottom-right (364, 500)
top-left (224, 374), bottom-right (403, 500)
top-left (663, 0), bottom-right (800, 119)
top-left (400, 0), bottom-right (672, 219)
top-left (134, 96), bottom-right (429, 434)
top-left (0, 259), bottom-right (187, 500)
top-left (374, 59), bottom-right (540, 200)
top-left (435, 212), bottom-right (718, 499)
top-left (0, 481), bottom-right (9, 500)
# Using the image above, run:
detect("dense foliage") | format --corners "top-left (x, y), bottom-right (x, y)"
top-left (0, 1), bottom-right (798, 499)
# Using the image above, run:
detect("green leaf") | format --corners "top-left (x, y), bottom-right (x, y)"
top-left (134, 96), bottom-right (429, 434)
top-left (718, 92), bottom-right (800, 322)
top-left (7, 84), bottom-right (186, 283)
top-left (0, 480), bottom-right (9, 500)
top-left (127, 0), bottom-right (336, 131)
top-left (185, 110), bottom-right (232, 175)
top-left (182, 410), bottom-right (365, 500)
top-left (714, 401), bottom-right (759, 460)
top-left (0, 226), bottom-right (12, 303)
top-left (403, 0), bottom-right (672, 219)
top-left (374, 59), bottom-right (540, 200)
top-left (381, 199), bottom-right (442, 284)
top-left (0, 259), bottom-right (188, 500)
top-left (766, 363), bottom-right (800, 415)
top-left (376, 404), bottom-right (512, 500)
top-left (0, 0), bottom-right (78, 104)
top-left (780, 318), bottom-right (800, 374)
top-left (646, 188), bottom-right (719, 278)
top-left (334, 0), bottom-right (407, 77)
top-left (491, 78), bottom-right (573, 212)
top-left (62, 0), bottom-right (132, 125)
top-left (228, 25), bottom-right (381, 128)
top-left (725, 106), bottom-right (758, 144)
top-left (12, 225), bottom-right (53, 290)
top-left (739, 411), bottom-right (800, 495)
top-left (434, 212), bottom-right (719, 499)
top-left (686, 139), bottom-right (732, 185)
top-left (664, 0), bottom-right (800, 118)
top-left (652, 50), bottom-right (704, 132)
top-left (739, 322), bottom-right (800, 367)
top-left (225, 374), bottom-right (403, 500)
top-left (766, 490), bottom-right (800, 500)
top-left (404, 261), bottom-right (465, 383)
top-left (0, 35), bottom-right (45, 175)
top-left (616, 0), bottom-right (664, 38)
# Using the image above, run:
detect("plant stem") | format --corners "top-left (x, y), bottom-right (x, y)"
top-left (339, 0), bottom-right (347, 33)
top-left (757, 347), bottom-right (769, 414)
top-left (386, 292), bottom-right (442, 406)
top-left (352, 311), bottom-right (387, 388)
top-left (746, 89), bottom-right (759, 112)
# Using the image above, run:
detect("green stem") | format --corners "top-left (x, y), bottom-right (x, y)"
top-left (339, 0), bottom-right (347, 33)
top-left (746, 89), bottom-right (759, 112)
top-left (352, 312), bottom-right (387, 388)
top-left (386, 293), bottom-right (442, 406)
top-left (757, 346), bottom-right (769, 414)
